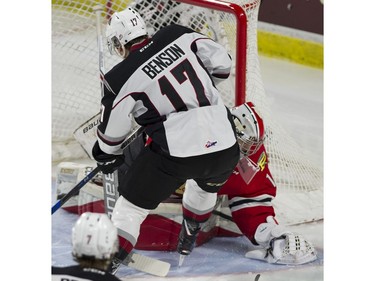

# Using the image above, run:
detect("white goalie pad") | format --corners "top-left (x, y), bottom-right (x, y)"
top-left (55, 162), bottom-right (103, 212)
top-left (245, 216), bottom-right (317, 265)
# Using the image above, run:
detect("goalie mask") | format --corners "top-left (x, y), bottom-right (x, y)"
top-left (231, 102), bottom-right (265, 156)
top-left (72, 212), bottom-right (119, 260)
top-left (106, 7), bottom-right (148, 58)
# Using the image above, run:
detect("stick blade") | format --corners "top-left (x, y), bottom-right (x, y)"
top-left (124, 253), bottom-right (170, 277)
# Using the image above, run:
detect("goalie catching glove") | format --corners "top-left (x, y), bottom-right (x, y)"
top-left (245, 216), bottom-right (317, 265)
top-left (92, 141), bottom-right (125, 174)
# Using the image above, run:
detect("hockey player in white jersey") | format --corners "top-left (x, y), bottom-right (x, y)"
top-left (52, 212), bottom-right (122, 281)
top-left (91, 7), bottom-right (240, 274)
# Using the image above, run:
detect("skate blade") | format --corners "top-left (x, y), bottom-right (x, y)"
top-left (178, 254), bottom-right (186, 267)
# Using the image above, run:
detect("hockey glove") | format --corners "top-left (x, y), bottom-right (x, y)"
top-left (92, 141), bottom-right (125, 174)
top-left (245, 216), bottom-right (317, 265)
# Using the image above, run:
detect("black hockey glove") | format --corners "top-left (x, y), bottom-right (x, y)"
top-left (92, 141), bottom-right (124, 174)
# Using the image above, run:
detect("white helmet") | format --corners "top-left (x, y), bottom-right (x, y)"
top-left (106, 7), bottom-right (148, 58)
top-left (72, 212), bottom-right (119, 260)
top-left (231, 102), bottom-right (265, 156)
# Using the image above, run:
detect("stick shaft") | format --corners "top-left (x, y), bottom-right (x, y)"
top-left (52, 126), bottom-right (143, 215)
top-left (51, 166), bottom-right (101, 214)
top-left (94, 5), bottom-right (106, 97)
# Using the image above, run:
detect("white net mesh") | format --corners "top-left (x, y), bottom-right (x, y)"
top-left (52, 0), bottom-right (323, 224)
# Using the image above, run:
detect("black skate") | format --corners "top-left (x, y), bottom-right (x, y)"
top-left (108, 257), bottom-right (122, 275)
top-left (177, 219), bottom-right (201, 256)
top-left (108, 248), bottom-right (130, 274)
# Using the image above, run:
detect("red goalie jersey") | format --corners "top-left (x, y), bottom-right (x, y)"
top-left (218, 142), bottom-right (276, 245)
top-left (217, 100), bottom-right (276, 245)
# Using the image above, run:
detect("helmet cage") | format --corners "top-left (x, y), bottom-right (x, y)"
top-left (232, 102), bottom-right (265, 156)
top-left (237, 129), bottom-right (264, 156)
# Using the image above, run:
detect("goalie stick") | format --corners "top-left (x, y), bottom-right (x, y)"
top-left (212, 209), bottom-right (233, 222)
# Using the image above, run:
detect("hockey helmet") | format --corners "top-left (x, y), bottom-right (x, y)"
top-left (106, 7), bottom-right (148, 58)
top-left (72, 212), bottom-right (119, 260)
top-left (231, 102), bottom-right (265, 156)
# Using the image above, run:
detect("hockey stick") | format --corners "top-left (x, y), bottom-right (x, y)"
top-left (93, 4), bottom-right (146, 149)
top-left (52, 6), bottom-right (106, 215)
top-left (51, 166), bottom-right (101, 214)
top-left (93, 4), bottom-right (106, 97)
top-left (73, 5), bottom-right (146, 159)
top-left (52, 124), bottom-right (145, 215)
top-left (90, 7), bottom-right (169, 277)
top-left (212, 209), bottom-right (233, 222)
top-left (71, 5), bottom-right (107, 159)
top-left (125, 252), bottom-right (171, 277)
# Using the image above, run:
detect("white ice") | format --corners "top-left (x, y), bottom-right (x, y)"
top-left (51, 55), bottom-right (324, 281)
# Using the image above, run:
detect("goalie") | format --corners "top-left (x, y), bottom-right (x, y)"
top-left (60, 101), bottom-right (318, 267)
top-left (172, 101), bottom-right (317, 266)
top-left (216, 102), bottom-right (317, 265)
top-left (62, 101), bottom-right (317, 267)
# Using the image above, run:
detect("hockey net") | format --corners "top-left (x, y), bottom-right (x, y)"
top-left (52, 0), bottom-right (323, 224)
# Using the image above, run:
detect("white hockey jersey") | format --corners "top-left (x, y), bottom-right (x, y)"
top-left (97, 24), bottom-right (236, 157)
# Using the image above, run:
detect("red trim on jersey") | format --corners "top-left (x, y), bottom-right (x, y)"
top-left (118, 235), bottom-right (134, 253)
top-left (130, 38), bottom-right (151, 52)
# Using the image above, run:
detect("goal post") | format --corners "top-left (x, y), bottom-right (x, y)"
top-left (52, 0), bottom-right (323, 225)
